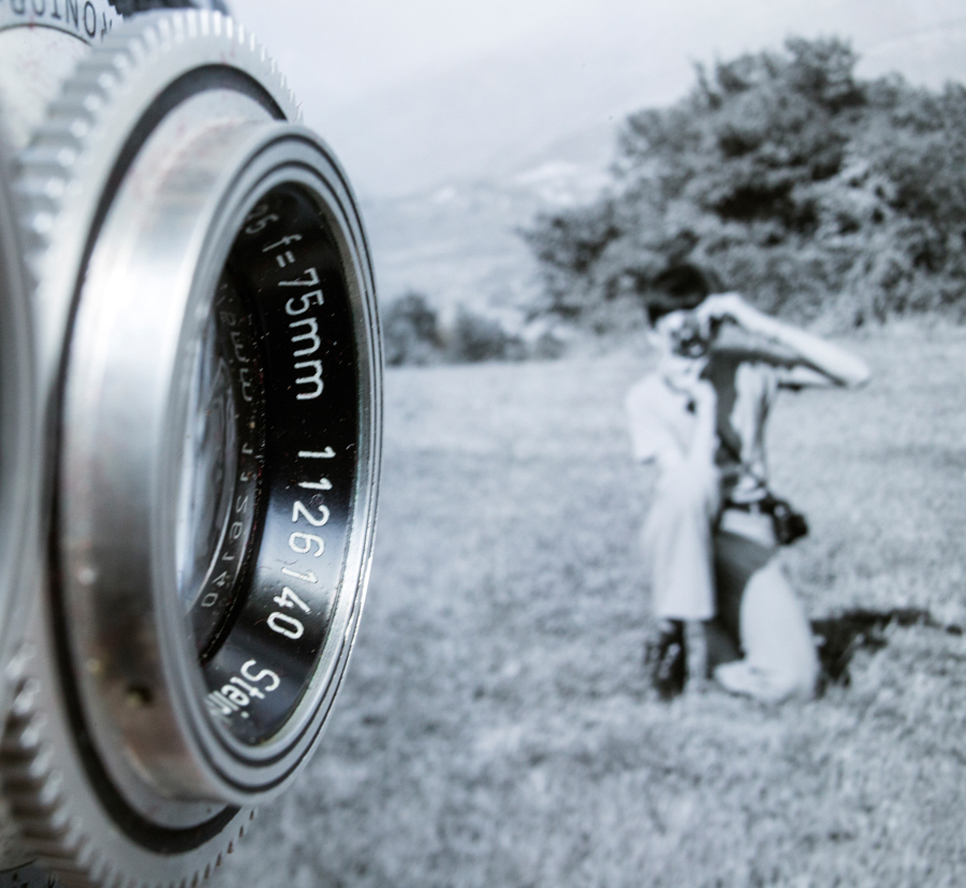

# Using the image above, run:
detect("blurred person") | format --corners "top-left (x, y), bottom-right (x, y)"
top-left (626, 265), bottom-right (870, 702)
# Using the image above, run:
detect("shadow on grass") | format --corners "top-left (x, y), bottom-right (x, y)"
top-left (811, 607), bottom-right (964, 691)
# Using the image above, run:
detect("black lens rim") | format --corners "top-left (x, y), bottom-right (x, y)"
top-left (157, 135), bottom-right (381, 796)
top-left (195, 182), bottom-right (363, 747)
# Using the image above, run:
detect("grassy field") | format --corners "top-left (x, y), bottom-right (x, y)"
top-left (214, 322), bottom-right (966, 888)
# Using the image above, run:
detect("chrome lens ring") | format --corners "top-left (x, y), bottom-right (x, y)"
top-left (61, 121), bottom-right (381, 806)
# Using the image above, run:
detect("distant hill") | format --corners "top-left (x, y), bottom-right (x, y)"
top-left (361, 123), bottom-right (614, 315)
top-left (299, 9), bottom-right (966, 318)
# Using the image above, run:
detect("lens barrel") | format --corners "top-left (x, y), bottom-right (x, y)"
top-left (56, 66), bottom-right (381, 805)
top-left (0, 8), bottom-right (381, 886)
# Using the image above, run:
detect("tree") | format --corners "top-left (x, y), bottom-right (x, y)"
top-left (383, 292), bottom-right (443, 366)
top-left (523, 37), bottom-right (966, 329)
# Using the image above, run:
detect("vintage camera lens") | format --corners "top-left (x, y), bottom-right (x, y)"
top-left (0, 10), bottom-right (381, 886)
top-left (669, 314), bottom-right (710, 358)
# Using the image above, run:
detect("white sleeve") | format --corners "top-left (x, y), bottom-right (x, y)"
top-left (625, 378), bottom-right (681, 464)
top-left (776, 364), bottom-right (837, 389)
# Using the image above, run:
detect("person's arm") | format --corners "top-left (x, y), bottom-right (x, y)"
top-left (696, 293), bottom-right (871, 387)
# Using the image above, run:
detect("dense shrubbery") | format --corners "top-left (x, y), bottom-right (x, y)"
top-left (383, 292), bottom-right (444, 366)
top-left (523, 37), bottom-right (966, 329)
top-left (448, 306), bottom-right (525, 362)
top-left (383, 292), bottom-right (563, 365)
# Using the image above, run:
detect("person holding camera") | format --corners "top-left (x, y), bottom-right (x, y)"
top-left (627, 265), bottom-right (870, 702)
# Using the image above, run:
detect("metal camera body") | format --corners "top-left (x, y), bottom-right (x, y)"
top-left (669, 312), bottom-right (713, 359)
top-left (0, 4), bottom-right (382, 885)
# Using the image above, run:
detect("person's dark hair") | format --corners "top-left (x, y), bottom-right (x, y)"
top-left (645, 264), bottom-right (722, 325)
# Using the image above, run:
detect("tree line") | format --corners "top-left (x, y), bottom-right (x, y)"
top-left (522, 37), bottom-right (966, 331)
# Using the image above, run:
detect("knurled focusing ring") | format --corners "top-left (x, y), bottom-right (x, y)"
top-left (0, 136), bottom-right (33, 714)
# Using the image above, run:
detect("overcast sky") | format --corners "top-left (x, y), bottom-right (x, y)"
top-left (229, 1), bottom-right (966, 196)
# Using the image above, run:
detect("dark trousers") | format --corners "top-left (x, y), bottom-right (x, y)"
top-left (704, 530), bottom-right (775, 674)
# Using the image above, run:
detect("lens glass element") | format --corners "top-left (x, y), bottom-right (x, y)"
top-left (177, 275), bottom-right (266, 655)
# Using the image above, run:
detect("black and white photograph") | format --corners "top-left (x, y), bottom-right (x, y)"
top-left (2, 0), bottom-right (966, 886)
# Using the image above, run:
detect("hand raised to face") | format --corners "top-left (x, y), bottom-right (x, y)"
top-left (693, 292), bottom-right (754, 329)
